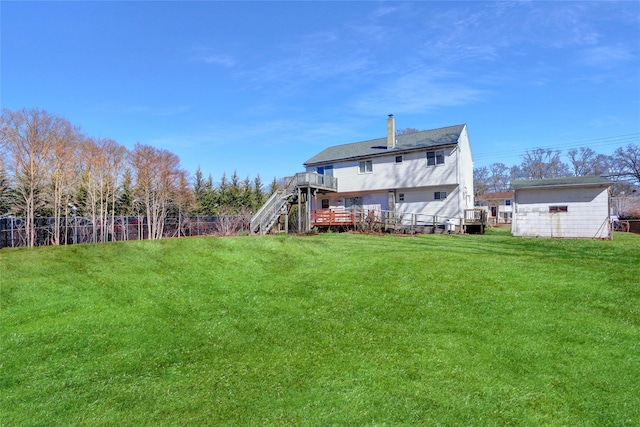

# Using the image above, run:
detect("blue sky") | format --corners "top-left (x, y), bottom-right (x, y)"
top-left (2, 1), bottom-right (639, 182)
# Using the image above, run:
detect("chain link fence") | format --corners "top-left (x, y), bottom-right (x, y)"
top-left (0, 215), bottom-right (251, 249)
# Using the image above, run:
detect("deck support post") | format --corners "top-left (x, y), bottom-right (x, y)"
top-left (297, 187), bottom-right (301, 233)
top-left (307, 187), bottom-right (312, 232)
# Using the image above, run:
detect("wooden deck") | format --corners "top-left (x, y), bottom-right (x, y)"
top-left (311, 208), bottom-right (488, 234)
top-left (311, 209), bottom-right (359, 227)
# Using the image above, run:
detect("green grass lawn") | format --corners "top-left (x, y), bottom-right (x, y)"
top-left (1, 229), bottom-right (639, 426)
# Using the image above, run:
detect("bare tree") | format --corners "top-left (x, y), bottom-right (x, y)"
top-left (519, 148), bottom-right (570, 180)
top-left (131, 143), bottom-right (184, 240)
top-left (567, 147), bottom-right (611, 177)
top-left (47, 123), bottom-right (80, 245)
top-left (0, 108), bottom-right (70, 246)
top-left (473, 166), bottom-right (489, 197)
top-left (487, 162), bottom-right (511, 192)
top-left (612, 144), bottom-right (640, 185)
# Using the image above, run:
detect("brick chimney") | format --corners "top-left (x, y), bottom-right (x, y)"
top-left (387, 114), bottom-right (396, 148)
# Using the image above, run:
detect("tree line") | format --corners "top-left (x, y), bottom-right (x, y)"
top-left (2, 108), bottom-right (638, 246)
top-left (0, 108), bottom-right (274, 246)
top-left (474, 145), bottom-right (640, 197)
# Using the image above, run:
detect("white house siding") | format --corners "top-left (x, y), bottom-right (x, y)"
top-left (456, 126), bottom-right (475, 212)
top-left (308, 146), bottom-right (460, 193)
top-left (395, 186), bottom-right (461, 224)
top-left (512, 186), bottom-right (611, 239)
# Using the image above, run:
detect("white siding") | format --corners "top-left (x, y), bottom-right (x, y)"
top-left (308, 146), bottom-right (459, 193)
top-left (512, 186), bottom-right (611, 239)
top-left (456, 126), bottom-right (475, 211)
top-left (396, 186), bottom-right (461, 223)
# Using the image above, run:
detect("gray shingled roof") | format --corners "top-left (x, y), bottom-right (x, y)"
top-left (512, 176), bottom-right (611, 189)
top-left (304, 124), bottom-right (466, 166)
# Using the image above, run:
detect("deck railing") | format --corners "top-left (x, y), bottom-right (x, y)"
top-left (311, 208), bottom-right (464, 233)
top-left (464, 208), bottom-right (487, 224)
top-left (293, 172), bottom-right (338, 191)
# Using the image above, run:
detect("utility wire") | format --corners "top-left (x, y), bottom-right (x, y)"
top-left (474, 133), bottom-right (639, 162)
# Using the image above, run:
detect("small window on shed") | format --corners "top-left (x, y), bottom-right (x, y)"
top-left (549, 205), bottom-right (568, 213)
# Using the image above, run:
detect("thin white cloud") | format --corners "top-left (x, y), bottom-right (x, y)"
top-left (581, 45), bottom-right (634, 68)
top-left (352, 69), bottom-right (487, 116)
top-left (190, 48), bottom-right (236, 67)
top-left (96, 103), bottom-right (190, 117)
top-left (589, 115), bottom-right (623, 127)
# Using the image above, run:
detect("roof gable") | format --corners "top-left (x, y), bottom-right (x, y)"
top-left (304, 124), bottom-right (466, 166)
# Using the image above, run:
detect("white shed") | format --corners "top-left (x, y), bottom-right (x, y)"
top-left (511, 176), bottom-right (612, 239)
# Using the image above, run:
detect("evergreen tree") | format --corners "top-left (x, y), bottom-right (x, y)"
top-left (0, 160), bottom-right (14, 215)
top-left (252, 174), bottom-right (265, 211)
top-left (116, 168), bottom-right (134, 216)
top-left (269, 176), bottom-right (279, 195)
top-left (228, 170), bottom-right (241, 210)
top-left (239, 176), bottom-right (253, 210)
top-left (217, 172), bottom-right (230, 212)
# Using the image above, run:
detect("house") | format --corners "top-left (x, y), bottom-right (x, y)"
top-left (476, 191), bottom-right (514, 224)
top-left (251, 116), bottom-right (477, 234)
top-left (304, 116), bottom-right (475, 230)
top-left (511, 176), bottom-right (612, 239)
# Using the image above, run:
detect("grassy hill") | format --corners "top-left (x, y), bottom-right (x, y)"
top-left (1, 229), bottom-right (639, 426)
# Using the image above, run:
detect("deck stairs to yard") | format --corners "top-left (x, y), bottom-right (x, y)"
top-left (250, 172), bottom-right (339, 235)
top-left (250, 176), bottom-right (298, 235)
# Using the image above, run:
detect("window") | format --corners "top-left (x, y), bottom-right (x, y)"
top-left (358, 160), bottom-right (373, 174)
top-left (434, 191), bottom-right (447, 200)
top-left (321, 199), bottom-right (329, 209)
top-left (395, 155), bottom-right (403, 164)
top-left (317, 165), bottom-right (333, 176)
top-left (426, 150), bottom-right (444, 166)
top-left (549, 205), bottom-right (568, 213)
top-left (505, 199), bottom-right (511, 206)
top-left (345, 197), bottom-right (362, 208)
top-left (398, 193), bottom-right (405, 202)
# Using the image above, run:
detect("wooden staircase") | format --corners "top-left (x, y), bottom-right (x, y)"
top-left (250, 176), bottom-right (297, 235)
top-left (250, 172), bottom-right (338, 235)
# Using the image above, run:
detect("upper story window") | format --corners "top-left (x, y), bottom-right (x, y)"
top-left (358, 160), bottom-right (373, 174)
top-left (505, 199), bottom-right (511, 206)
top-left (395, 155), bottom-right (403, 164)
top-left (426, 150), bottom-right (445, 166)
top-left (434, 191), bottom-right (447, 200)
top-left (317, 165), bottom-right (333, 177)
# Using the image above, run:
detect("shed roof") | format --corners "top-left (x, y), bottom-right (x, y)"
top-left (512, 176), bottom-right (611, 190)
top-left (304, 124), bottom-right (466, 166)
top-left (478, 191), bottom-right (514, 200)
